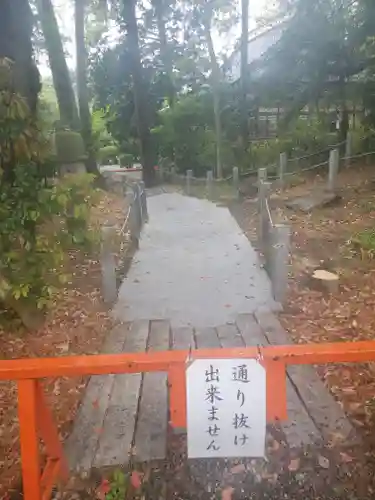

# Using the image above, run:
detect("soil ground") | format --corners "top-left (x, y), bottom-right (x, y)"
top-left (6, 162), bottom-right (375, 499)
top-left (0, 191), bottom-right (127, 499)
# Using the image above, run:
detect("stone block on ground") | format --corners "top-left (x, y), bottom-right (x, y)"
top-left (309, 269), bottom-right (339, 294)
top-left (286, 191), bottom-right (341, 212)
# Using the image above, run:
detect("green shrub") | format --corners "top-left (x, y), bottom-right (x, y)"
top-left (119, 153), bottom-right (133, 167)
top-left (152, 94), bottom-right (235, 177)
top-left (98, 144), bottom-right (119, 164)
top-left (54, 130), bottom-right (87, 163)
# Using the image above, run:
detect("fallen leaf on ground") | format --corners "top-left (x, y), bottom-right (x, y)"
top-left (131, 470), bottom-right (143, 489)
top-left (221, 486), bottom-right (234, 500)
top-left (288, 458), bottom-right (300, 472)
top-left (230, 463), bottom-right (246, 474)
top-left (97, 479), bottom-right (111, 500)
top-left (318, 455), bottom-right (330, 469)
top-left (340, 452), bottom-right (353, 463)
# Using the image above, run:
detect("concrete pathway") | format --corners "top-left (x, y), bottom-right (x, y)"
top-left (113, 193), bottom-right (279, 328)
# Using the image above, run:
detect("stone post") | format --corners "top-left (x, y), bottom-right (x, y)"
top-left (139, 181), bottom-right (148, 223)
top-left (345, 131), bottom-right (352, 168)
top-left (258, 178), bottom-right (271, 252)
top-left (257, 167), bottom-right (268, 213)
top-left (279, 152), bottom-right (287, 189)
top-left (171, 166), bottom-right (176, 184)
top-left (328, 148), bottom-right (339, 192)
top-left (269, 224), bottom-right (290, 303)
top-left (206, 170), bottom-right (213, 199)
top-left (100, 226), bottom-right (117, 303)
top-left (186, 169), bottom-right (192, 195)
top-left (159, 163), bottom-right (164, 183)
top-left (233, 166), bottom-right (239, 199)
top-left (129, 184), bottom-right (141, 248)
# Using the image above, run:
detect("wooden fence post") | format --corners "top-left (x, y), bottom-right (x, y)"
top-left (100, 225), bottom-right (117, 303)
top-left (206, 170), bottom-right (213, 199)
top-left (279, 152), bottom-right (287, 189)
top-left (186, 170), bottom-right (192, 196)
top-left (328, 149), bottom-right (339, 191)
top-left (269, 224), bottom-right (290, 303)
top-left (233, 166), bottom-right (239, 199)
top-left (345, 131), bottom-right (352, 168)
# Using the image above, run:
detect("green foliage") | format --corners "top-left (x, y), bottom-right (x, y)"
top-left (280, 117), bottom-right (337, 158)
top-left (98, 144), bottom-right (119, 164)
top-left (106, 470), bottom-right (128, 500)
top-left (248, 117), bottom-right (338, 168)
top-left (119, 153), bottom-right (133, 167)
top-left (0, 168), bottom-right (97, 311)
top-left (351, 229), bottom-right (375, 259)
top-left (0, 57), bottom-right (97, 326)
top-left (91, 107), bottom-right (117, 150)
top-left (54, 129), bottom-right (87, 163)
top-left (152, 93), bottom-right (235, 176)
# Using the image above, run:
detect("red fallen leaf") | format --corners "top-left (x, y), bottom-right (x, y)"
top-left (97, 479), bottom-right (111, 500)
top-left (130, 470), bottom-right (143, 489)
top-left (221, 486), bottom-right (234, 500)
top-left (340, 452), bottom-right (353, 463)
top-left (230, 463), bottom-right (245, 474)
top-left (224, 304), bottom-right (232, 308)
top-left (94, 426), bottom-right (103, 435)
top-left (288, 458), bottom-right (300, 472)
top-left (92, 399), bottom-right (99, 409)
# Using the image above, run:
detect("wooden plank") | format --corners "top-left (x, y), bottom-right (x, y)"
top-left (288, 364), bottom-right (356, 443)
top-left (65, 322), bottom-right (132, 472)
top-left (133, 320), bottom-right (170, 461)
top-left (255, 311), bottom-right (355, 443)
top-left (216, 324), bottom-right (244, 348)
top-left (236, 314), bottom-right (267, 346)
top-left (93, 320), bottom-right (150, 468)
top-left (194, 327), bottom-right (220, 349)
top-left (237, 314), bottom-right (319, 447)
top-left (172, 326), bottom-right (194, 351)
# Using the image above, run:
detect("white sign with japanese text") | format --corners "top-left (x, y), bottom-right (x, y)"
top-left (186, 358), bottom-right (266, 458)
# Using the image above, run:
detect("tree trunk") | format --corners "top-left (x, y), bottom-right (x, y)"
top-left (75, 0), bottom-right (98, 175)
top-left (240, 0), bottom-right (249, 149)
top-left (203, 19), bottom-right (223, 179)
top-left (0, 0), bottom-right (40, 113)
top-left (122, 0), bottom-right (156, 187)
top-left (36, 0), bottom-right (80, 130)
top-left (153, 0), bottom-right (175, 107)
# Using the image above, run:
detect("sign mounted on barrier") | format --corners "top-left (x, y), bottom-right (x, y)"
top-left (186, 358), bottom-right (266, 458)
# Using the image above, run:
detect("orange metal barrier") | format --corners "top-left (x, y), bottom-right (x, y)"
top-left (2, 340), bottom-right (375, 500)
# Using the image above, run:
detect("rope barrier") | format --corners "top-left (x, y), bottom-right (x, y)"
top-left (265, 198), bottom-right (274, 227)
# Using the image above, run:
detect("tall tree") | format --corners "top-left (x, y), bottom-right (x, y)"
top-left (240, 0), bottom-right (249, 148)
top-left (75, 0), bottom-right (98, 174)
top-left (122, 0), bottom-right (156, 186)
top-left (0, 0), bottom-right (40, 113)
top-left (202, 8), bottom-right (223, 178)
top-left (151, 0), bottom-right (175, 107)
top-left (36, 0), bottom-right (80, 130)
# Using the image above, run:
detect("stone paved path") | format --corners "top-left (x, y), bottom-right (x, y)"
top-left (113, 192), bottom-right (279, 327)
